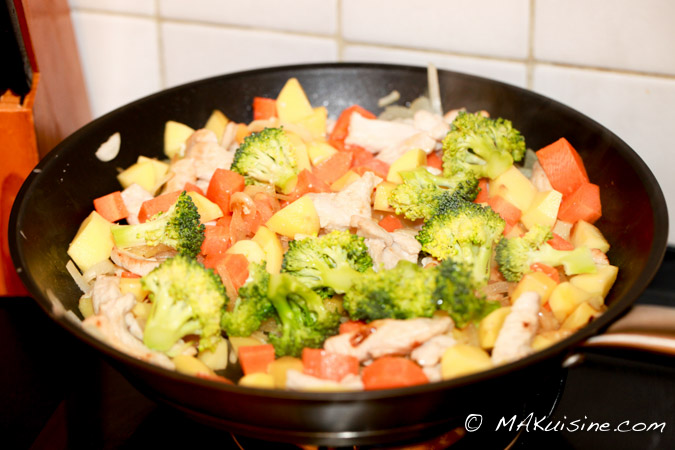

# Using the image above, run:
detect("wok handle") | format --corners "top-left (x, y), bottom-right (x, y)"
top-left (578, 305), bottom-right (675, 356)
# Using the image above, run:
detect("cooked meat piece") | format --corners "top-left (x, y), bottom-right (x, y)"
top-left (185, 128), bottom-right (218, 150)
top-left (164, 157), bottom-right (197, 193)
top-left (422, 364), bottom-right (443, 383)
top-left (186, 140), bottom-right (234, 182)
top-left (413, 110), bottom-right (450, 141)
top-left (285, 371), bottom-right (364, 391)
top-left (410, 334), bottom-right (457, 367)
top-left (323, 316), bottom-right (453, 362)
top-left (345, 113), bottom-right (419, 154)
top-left (111, 247), bottom-right (162, 277)
top-left (376, 132), bottom-right (437, 165)
top-left (350, 216), bottom-right (421, 270)
top-left (307, 172), bottom-right (381, 231)
top-left (91, 275), bottom-right (122, 314)
top-left (491, 291), bottom-right (541, 365)
top-left (120, 183), bottom-right (153, 225)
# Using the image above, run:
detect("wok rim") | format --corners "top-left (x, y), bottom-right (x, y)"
top-left (8, 62), bottom-right (669, 403)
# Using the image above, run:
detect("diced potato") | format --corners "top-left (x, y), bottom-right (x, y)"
top-left (117, 161), bottom-right (156, 193)
top-left (548, 282), bottom-right (593, 323)
top-left (198, 337), bottom-right (229, 371)
top-left (386, 149), bottom-right (427, 183)
top-left (569, 265), bottom-right (618, 299)
top-left (478, 307), bottom-right (511, 350)
top-left (227, 239), bottom-right (266, 265)
top-left (373, 181), bottom-right (397, 212)
top-left (561, 302), bottom-right (600, 331)
top-left (307, 141), bottom-right (337, 166)
top-left (137, 155), bottom-right (169, 184)
top-left (330, 170), bottom-right (360, 191)
top-left (186, 192), bottom-right (224, 223)
top-left (173, 354), bottom-right (215, 377)
top-left (512, 271), bottom-right (558, 305)
top-left (532, 331), bottom-right (565, 351)
top-left (252, 226), bottom-right (283, 274)
top-left (229, 336), bottom-right (265, 354)
top-left (276, 78), bottom-right (313, 123)
top-left (204, 109), bottom-right (229, 142)
top-left (521, 190), bottom-right (562, 230)
top-left (266, 195), bottom-right (320, 238)
top-left (164, 120), bottom-right (194, 159)
top-left (120, 277), bottom-right (147, 302)
top-left (491, 166), bottom-right (537, 212)
top-left (441, 344), bottom-right (493, 379)
top-left (132, 301), bottom-right (151, 321)
top-left (571, 220), bottom-right (610, 253)
top-left (552, 220), bottom-right (574, 241)
top-left (268, 356), bottom-right (304, 389)
top-left (296, 106), bottom-right (327, 140)
top-left (67, 211), bottom-right (114, 272)
top-left (285, 131), bottom-right (311, 171)
top-left (78, 296), bottom-right (94, 319)
top-left (239, 372), bottom-right (276, 389)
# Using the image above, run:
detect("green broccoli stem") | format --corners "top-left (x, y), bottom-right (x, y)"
top-left (143, 301), bottom-right (201, 352)
top-left (468, 245), bottom-right (493, 285)
top-left (319, 264), bottom-right (362, 294)
top-left (112, 218), bottom-right (168, 248)
top-left (467, 138), bottom-right (513, 179)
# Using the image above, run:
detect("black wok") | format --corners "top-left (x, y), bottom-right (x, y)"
top-left (9, 63), bottom-right (669, 446)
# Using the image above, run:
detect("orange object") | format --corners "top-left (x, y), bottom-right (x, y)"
top-left (286, 169), bottom-right (331, 202)
top-left (328, 104), bottom-right (376, 146)
top-left (206, 168), bottom-right (246, 215)
top-left (487, 195), bottom-right (521, 227)
top-left (536, 138), bottom-right (589, 197)
top-left (120, 271), bottom-right (141, 279)
top-left (474, 178), bottom-right (489, 203)
top-left (339, 320), bottom-right (367, 335)
top-left (547, 232), bottom-right (575, 251)
top-left (201, 218), bottom-right (233, 259)
top-left (137, 191), bottom-right (181, 223)
top-left (378, 214), bottom-right (403, 232)
top-left (302, 348), bottom-right (360, 382)
top-left (557, 183), bottom-right (602, 224)
top-left (312, 150), bottom-right (353, 185)
top-left (346, 145), bottom-right (374, 167)
top-left (215, 253), bottom-right (250, 293)
top-left (239, 344), bottom-right (276, 375)
top-left (235, 123), bottom-right (251, 144)
top-left (353, 158), bottom-right (390, 179)
top-left (530, 262), bottom-right (560, 284)
top-left (252, 192), bottom-right (280, 225)
top-left (426, 151), bottom-right (443, 171)
top-left (253, 97), bottom-right (277, 121)
top-left (93, 191), bottom-right (129, 222)
top-left (362, 356), bottom-right (428, 390)
top-left (183, 182), bottom-right (204, 196)
top-left (195, 373), bottom-right (234, 384)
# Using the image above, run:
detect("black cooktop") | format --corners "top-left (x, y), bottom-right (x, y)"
top-left (2, 250), bottom-right (674, 449)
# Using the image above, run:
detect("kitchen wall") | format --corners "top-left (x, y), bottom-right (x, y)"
top-left (67, 0), bottom-right (675, 244)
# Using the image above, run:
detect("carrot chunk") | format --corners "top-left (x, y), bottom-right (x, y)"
top-left (362, 356), bottom-right (428, 390)
top-left (183, 182), bottom-right (204, 196)
top-left (353, 158), bottom-right (390, 179)
top-left (530, 262), bottom-right (560, 284)
top-left (487, 195), bottom-right (521, 227)
top-left (378, 214), bottom-right (403, 232)
top-left (201, 217), bottom-right (233, 259)
top-left (253, 97), bottom-right (277, 121)
top-left (426, 151), bottom-right (443, 171)
top-left (474, 178), bottom-right (489, 204)
top-left (547, 232), bottom-right (575, 251)
top-left (328, 105), bottom-right (376, 146)
top-left (302, 348), bottom-right (359, 382)
top-left (312, 150), bottom-right (353, 185)
top-left (214, 253), bottom-right (249, 293)
top-left (93, 191), bottom-right (129, 222)
top-left (346, 145), bottom-right (374, 167)
top-left (206, 169), bottom-right (246, 215)
top-left (557, 182), bottom-right (602, 224)
top-left (536, 138), bottom-right (589, 197)
top-left (339, 320), bottom-right (367, 335)
top-left (239, 344), bottom-right (276, 376)
top-left (137, 191), bottom-right (180, 223)
top-left (286, 169), bottom-right (332, 202)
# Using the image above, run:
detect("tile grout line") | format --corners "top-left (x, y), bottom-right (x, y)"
top-left (526, 0), bottom-right (536, 89)
top-left (154, 0), bottom-right (167, 90)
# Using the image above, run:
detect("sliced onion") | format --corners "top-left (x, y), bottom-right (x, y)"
top-left (66, 260), bottom-right (92, 294)
top-left (427, 63), bottom-right (442, 116)
top-left (378, 90), bottom-right (401, 108)
top-left (95, 132), bottom-right (121, 162)
top-left (230, 191), bottom-right (256, 216)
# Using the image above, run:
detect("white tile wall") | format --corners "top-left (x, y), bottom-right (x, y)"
top-left (66, 0), bottom-right (675, 244)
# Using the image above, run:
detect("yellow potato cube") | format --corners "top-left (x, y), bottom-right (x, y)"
top-left (561, 302), bottom-right (600, 331)
top-left (571, 220), bottom-right (610, 253)
top-left (569, 265), bottom-right (618, 299)
top-left (119, 277), bottom-right (147, 302)
top-left (386, 149), bottom-right (427, 183)
top-left (552, 220), bottom-right (573, 241)
top-left (268, 356), bottom-right (304, 389)
top-left (173, 354), bottom-right (215, 377)
top-left (204, 109), bottom-right (229, 142)
top-left (186, 192), bottom-right (224, 223)
top-left (265, 195), bottom-right (320, 238)
top-left (227, 239), bottom-right (266, 265)
top-left (521, 190), bottom-right (562, 230)
top-left (117, 161), bottom-right (156, 193)
top-left (285, 131), bottom-right (311, 172)
top-left (478, 307), bottom-right (511, 349)
top-left (307, 141), bottom-right (337, 166)
top-left (252, 226), bottom-right (284, 274)
top-left (67, 211), bottom-right (114, 273)
top-left (137, 156), bottom-right (169, 188)
top-left (296, 106), bottom-right (327, 140)
top-left (330, 170), bottom-right (360, 191)
top-left (548, 282), bottom-right (593, 323)
top-left (229, 336), bottom-right (265, 354)
top-left (164, 120), bottom-right (194, 159)
top-left (441, 344), bottom-right (493, 380)
top-left (512, 271), bottom-right (558, 305)
top-left (276, 78), bottom-right (313, 123)
top-left (239, 372), bottom-right (276, 389)
top-left (198, 337), bottom-right (230, 371)
top-left (78, 296), bottom-right (94, 319)
top-left (132, 301), bottom-right (151, 321)
top-left (491, 166), bottom-right (537, 212)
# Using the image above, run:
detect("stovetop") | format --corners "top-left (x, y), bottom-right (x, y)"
top-left (2, 250), bottom-right (674, 449)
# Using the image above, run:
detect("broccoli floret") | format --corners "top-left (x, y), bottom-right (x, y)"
top-left (141, 255), bottom-right (228, 353)
top-left (442, 111), bottom-right (526, 180)
top-left (343, 260), bottom-right (437, 321)
top-left (230, 127), bottom-right (298, 193)
top-left (433, 259), bottom-right (499, 328)
top-left (111, 191), bottom-right (204, 258)
top-left (416, 194), bottom-right (505, 285)
top-left (388, 167), bottom-right (479, 220)
top-left (495, 224), bottom-right (597, 282)
top-left (221, 263), bottom-right (273, 337)
top-left (281, 230), bottom-right (373, 298)
top-left (267, 273), bottom-right (341, 357)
